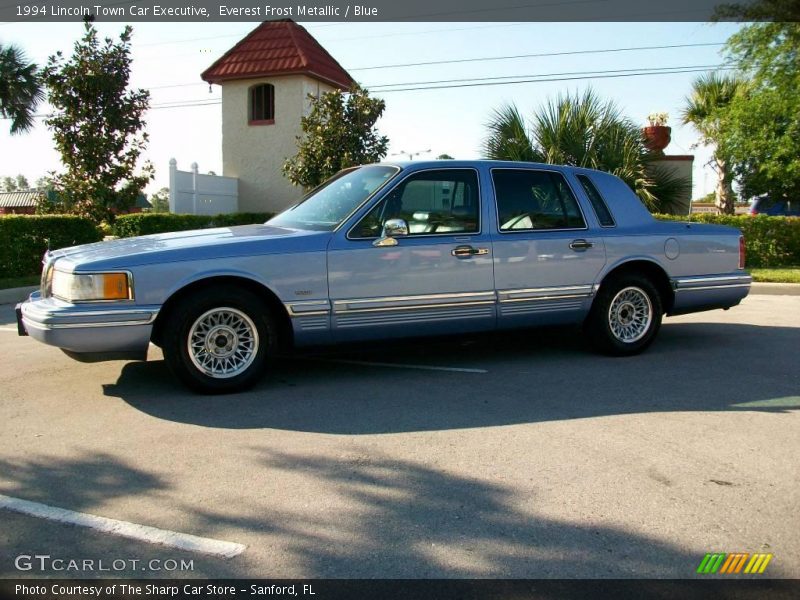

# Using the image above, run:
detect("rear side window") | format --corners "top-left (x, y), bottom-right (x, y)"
top-left (492, 169), bottom-right (585, 231)
top-left (577, 174), bottom-right (615, 227)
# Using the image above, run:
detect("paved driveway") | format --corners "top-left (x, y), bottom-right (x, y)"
top-left (0, 294), bottom-right (798, 578)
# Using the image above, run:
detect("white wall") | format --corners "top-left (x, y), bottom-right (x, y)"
top-left (220, 75), bottom-right (336, 214)
top-left (169, 159), bottom-right (238, 215)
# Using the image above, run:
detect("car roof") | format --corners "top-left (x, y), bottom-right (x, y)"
top-left (370, 159), bottom-right (612, 177)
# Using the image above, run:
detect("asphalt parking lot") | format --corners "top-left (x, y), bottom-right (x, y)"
top-left (0, 293), bottom-right (798, 579)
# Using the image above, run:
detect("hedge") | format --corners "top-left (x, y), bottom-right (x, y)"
top-left (0, 215), bottom-right (102, 278)
top-left (655, 213), bottom-right (800, 268)
top-left (113, 212), bottom-right (274, 238)
top-left (2, 211), bottom-right (795, 279)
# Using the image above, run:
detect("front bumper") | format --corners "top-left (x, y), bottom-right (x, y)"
top-left (18, 291), bottom-right (159, 358)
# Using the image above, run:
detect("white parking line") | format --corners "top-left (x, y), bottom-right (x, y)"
top-left (0, 327), bottom-right (19, 332)
top-left (306, 357), bottom-right (487, 373)
top-left (0, 494), bottom-right (245, 558)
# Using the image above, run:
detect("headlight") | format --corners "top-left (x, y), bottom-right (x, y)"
top-left (51, 271), bottom-right (132, 302)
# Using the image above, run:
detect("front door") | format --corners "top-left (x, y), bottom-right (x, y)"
top-left (327, 168), bottom-right (496, 342)
top-left (489, 168), bottom-right (607, 328)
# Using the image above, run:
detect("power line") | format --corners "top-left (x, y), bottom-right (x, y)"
top-left (3, 62), bottom-right (733, 121)
top-left (349, 41), bottom-right (725, 71)
top-left (376, 66), bottom-right (735, 93)
top-left (368, 63), bottom-right (728, 89)
top-left (134, 41), bottom-right (727, 94)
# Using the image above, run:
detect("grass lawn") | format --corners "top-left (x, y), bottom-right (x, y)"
top-left (750, 267), bottom-right (800, 284)
top-left (0, 275), bottom-right (40, 290)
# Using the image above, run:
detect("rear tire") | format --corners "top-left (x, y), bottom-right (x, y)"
top-left (586, 274), bottom-right (663, 356)
top-left (162, 287), bottom-right (277, 394)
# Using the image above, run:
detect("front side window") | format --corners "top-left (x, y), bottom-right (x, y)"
top-left (352, 169), bottom-right (480, 238)
top-left (249, 84), bottom-right (275, 124)
top-left (268, 166), bottom-right (399, 231)
top-left (492, 169), bottom-right (586, 231)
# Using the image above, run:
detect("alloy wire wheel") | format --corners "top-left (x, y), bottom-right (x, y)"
top-left (607, 286), bottom-right (652, 344)
top-left (188, 307), bottom-right (259, 378)
top-left (585, 273), bottom-right (663, 356)
top-left (161, 287), bottom-right (277, 394)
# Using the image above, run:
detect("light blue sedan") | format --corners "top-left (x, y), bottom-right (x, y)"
top-left (17, 161), bottom-right (751, 393)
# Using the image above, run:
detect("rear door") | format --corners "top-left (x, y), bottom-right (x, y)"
top-left (489, 167), bottom-right (606, 328)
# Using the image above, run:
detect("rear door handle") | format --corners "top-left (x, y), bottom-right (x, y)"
top-left (451, 245), bottom-right (489, 258)
top-left (569, 239), bottom-right (594, 251)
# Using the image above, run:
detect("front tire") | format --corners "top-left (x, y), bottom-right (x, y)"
top-left (162, 287), bottom-right (277, 394)
top-left (586, 274), bottom-right (663, 356)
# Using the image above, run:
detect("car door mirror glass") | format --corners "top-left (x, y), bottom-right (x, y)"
top-left (373, 219), bottom-right (408, 247)
top-left (383, 218), bottom-right (409, 237)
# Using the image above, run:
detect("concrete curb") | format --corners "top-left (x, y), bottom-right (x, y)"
top-left (750, 282), bottom-right (800, 296)
top-left (0, 286), bottom-right (37, 305)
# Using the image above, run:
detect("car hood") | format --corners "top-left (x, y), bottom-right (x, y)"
top-left (49, 224), bottom-right (330, 271)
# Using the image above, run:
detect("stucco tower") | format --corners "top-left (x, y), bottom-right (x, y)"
top-left (201, 20), bottom-right (354, 213)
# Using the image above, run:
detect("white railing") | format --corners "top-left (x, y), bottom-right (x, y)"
top-left (168, 159), bottom-right (238, 215)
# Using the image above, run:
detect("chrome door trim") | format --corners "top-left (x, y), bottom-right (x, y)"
top-left (332, 291), bottom-right (496, 314)
top-left (497, 284), bottom-right (595, 303)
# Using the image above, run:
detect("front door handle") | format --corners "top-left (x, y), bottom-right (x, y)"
top-left (451, 245), bottom-right (489, 258)
top-left (569, 239), bottom-right (594, 251)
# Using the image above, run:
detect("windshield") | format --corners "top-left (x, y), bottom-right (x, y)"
top-left (268, 165), bottom-right (400, 231)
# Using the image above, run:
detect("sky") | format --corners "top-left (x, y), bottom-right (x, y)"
top-left (0, 20), bottom-right (742, 199)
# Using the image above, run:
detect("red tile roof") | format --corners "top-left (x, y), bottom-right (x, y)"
top-left (201, 20), bottom-right (354, 89)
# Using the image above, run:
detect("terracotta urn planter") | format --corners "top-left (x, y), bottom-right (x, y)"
top-left (643, 125), bottom-right (671, 153)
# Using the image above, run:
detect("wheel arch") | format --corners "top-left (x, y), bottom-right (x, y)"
top-left (595, 259), bottom-right (674, 314)
top-left (151, 275), bottom-right (293, 350)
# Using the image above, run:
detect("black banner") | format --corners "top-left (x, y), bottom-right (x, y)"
top-left (0, 0), bottom-right (766, 23)
top-left (1, 579), bottom-right (799, 600)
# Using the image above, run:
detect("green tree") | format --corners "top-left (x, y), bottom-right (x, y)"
top-left (34, 176), bottom-right (53, 191)
top-left (681, 72), bottom-right (742, 214)
top-left (1, 174), bottom-right (31, 191)
top-left (483, 89), bottom-right (689, 213)
top-left (0, 44), bottom-right (44, 134)
top-left (283, 85), bottom-right (389, 189)
top-left (436, 153), bottom-right (454, 160)
top-left (712, 2), bottom-right (800, 200)
top-left (42, 23), bottom-right (153, 223)
top-left (1, 177), bottom-right (16, 192)
top-left (149, 187), bottom-right (170, 212)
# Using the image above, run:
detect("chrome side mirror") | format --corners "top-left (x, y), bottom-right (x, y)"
top-left (373, 218), bottom-right (408, 247)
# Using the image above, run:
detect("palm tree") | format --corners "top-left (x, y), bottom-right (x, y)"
top-left (484, 89), bottom-right (689, 213)
top-left (681, 72), bottom-right (743, 214)
top-left (0, 43), bottom-right (44, 134)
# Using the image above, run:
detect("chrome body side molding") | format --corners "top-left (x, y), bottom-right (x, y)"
top-left (671, 274), bottom-right (753, 292)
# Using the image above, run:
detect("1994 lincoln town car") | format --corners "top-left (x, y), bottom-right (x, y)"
top-left (17, 161), bottom-right (752, 393)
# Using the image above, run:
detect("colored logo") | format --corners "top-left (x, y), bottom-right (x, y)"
top-left (697, 553), bottom-right (773, 574)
